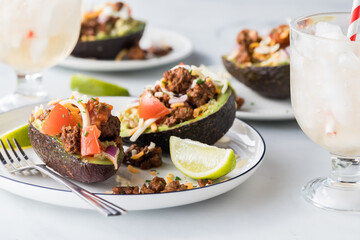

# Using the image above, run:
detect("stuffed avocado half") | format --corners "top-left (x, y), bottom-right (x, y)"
top-left (119, 64), bottom-right (236, 152)
top-left (223, 25), bottom-right (290, 99)
top-left (71, 1), bottom-right (146, 59)
top-left (29, 94), bottom-right (124, 183)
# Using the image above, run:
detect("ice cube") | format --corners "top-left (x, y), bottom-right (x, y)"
top-left (315, 22), bottom-right (348, 41)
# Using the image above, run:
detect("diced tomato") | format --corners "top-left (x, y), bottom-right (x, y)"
top-left (62, 103), bottom-right (82, 126)
top-left (41, 104), bottom-right (78, 136)
top-left (81, 125), bottom-right (102, 156)
top-left (138, 90), bottom-right (170, 120)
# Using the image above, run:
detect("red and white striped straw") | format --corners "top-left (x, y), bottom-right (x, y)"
top-left (347, 0), bottom-right (360, 41)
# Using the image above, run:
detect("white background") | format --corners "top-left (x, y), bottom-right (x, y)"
top-left (0, 0), bottom-right (358, 239)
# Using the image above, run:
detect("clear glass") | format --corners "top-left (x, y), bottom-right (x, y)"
top-left (0, 0), bottom-right (82, 112)
top-left (290, 12), bottom-right (360, 212)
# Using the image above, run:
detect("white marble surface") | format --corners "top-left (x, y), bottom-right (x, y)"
top-left (0, 0), bottom-right (359, 239)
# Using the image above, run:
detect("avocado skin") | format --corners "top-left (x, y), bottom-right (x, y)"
top-left (71, 26), bottom-right (145, 60)
top-left (28, 123), bottom-right (123, 183)
top-left (222, 56), bottom-right (290, 99)
top-left (122, 90), bottom-right (236, 152)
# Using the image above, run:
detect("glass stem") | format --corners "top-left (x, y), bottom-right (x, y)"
top-left (329, 155), bottom-right (360, 185)
top-left (15, 72), bottom-right (47, 97)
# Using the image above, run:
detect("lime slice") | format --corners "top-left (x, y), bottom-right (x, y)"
top-left (0, 124), bottom-right (31, 149)
top-left (71, 74), bottom-right (130, 96)
top-left (169, 136), bottom-right (236, 179)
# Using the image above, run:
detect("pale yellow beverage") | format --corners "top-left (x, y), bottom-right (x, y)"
top-left (0, 0), bottom-right (82, 73)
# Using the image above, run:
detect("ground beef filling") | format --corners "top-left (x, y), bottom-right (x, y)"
top-left (163, 103), bottom-right (194, 127)
top-left (87, 98), bottom-right (113, 129)
top-left (60, 125), bottom-right (81, 155)
top-left (152, 75), bottom-right (217, 127)
top-left (123, 144), bottom-right (162, 169)
top-left (99, 115), bottom-right (120, 141)
top-left (112, 176), bottom-right (188, 194)
top-left (187, 81), bottom-right (216, 108)
top-left (163, 67), bottom-right (195, 94)
top-left (80, 2), bottom-right (124, 38)
top-left (235, 29), bottom-right (261, 65)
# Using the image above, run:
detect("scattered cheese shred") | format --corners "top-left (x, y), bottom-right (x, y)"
top-left (129, 127), bottom-right (139, 136)
top-left (150, 170), bottom-right (156, 176)
top-left (131, 151), bottom-right (144, 160)
top-left (130, 118), bottom-right (158, 142)
top-left (166, 177), bottom-right (173, 184)
top-left (128, 165), bottom-right (139, 174)
top-left (184, 183), bottom-right (193, 189)
top-left (170, 102), bottom-right (185, 108)
top-left (151, 123), bottom-right (157, 132)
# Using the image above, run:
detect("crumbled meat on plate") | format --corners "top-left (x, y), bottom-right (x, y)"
top-left (123, 144), bottom-right (162, 169)
top-left (187, 80), bottom-right (216, 108)
top-left (147, 45), bottom-right (173, 57)
top-left (60, 125), bottom-right (81, 155)
top-left (112, 186), bottom-right (139, 195)
top-left (235, 96), bottom-right (245, 110)
top-left (148, 176), bottom-right (166, 192)
top-left (161, 180), bottom-right (188, 193)
top-left (126, 41), bottom-right (146, 60)
top-left (197, 179), bottom-right (214, 187)
top-left (163, 67), bottom-right (195, 94)
top-left (112, 176), bottom-right (187, 195)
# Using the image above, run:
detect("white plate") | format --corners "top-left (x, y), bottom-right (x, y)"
top-left (58, 27), bottom-right (192, 72)
top-left (0, 97), bottom-right (265, 211)
top-left (209, 65), bottom-right (294, 121)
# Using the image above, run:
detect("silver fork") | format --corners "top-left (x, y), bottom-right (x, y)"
top-left (0, 138), bottom-right (127, 216)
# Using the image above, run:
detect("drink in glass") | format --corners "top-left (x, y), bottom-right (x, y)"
top-left (290, 12), bottom-right (360, 212)
top-left (0, 0), bottom-right (82, 111)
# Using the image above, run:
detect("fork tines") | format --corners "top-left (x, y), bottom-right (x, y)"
top-left (0, 138), bottom-right (36, 174)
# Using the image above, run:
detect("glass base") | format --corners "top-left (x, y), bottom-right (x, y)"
top-left (0, 93), bottom-right (49, 113)
top-left (302, 177), bottom-right (360, 212)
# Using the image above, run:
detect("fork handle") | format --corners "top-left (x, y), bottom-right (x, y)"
top-left (34, 165), bottom-right (127, 216)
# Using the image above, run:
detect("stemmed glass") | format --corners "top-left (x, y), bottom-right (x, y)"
top-left (290, 12), bottom-right (360, 212)
top-left (0, 0), bottom-right (82, 112)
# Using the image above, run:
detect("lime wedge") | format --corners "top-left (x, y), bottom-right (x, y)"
top-left (71, 74), bottom-right (130, 96)
top-left (0, 124), bottom-right (31, 149)
top-left (169, 136), bottom-right (236, 179)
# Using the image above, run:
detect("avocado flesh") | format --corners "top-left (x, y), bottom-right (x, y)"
top-left (28, 123), bottom-right (124, 183)
top-left (95, 20), bottom-right (146, 40)
top-left (71, 24), bottom-right (145, 60)
top-left (222, 56), bottom-right (290, 99)
top-left (121, 89), bottom-right (236, 152)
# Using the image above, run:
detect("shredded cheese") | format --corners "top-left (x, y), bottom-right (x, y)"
top-left (129, 127), bottom-right (139, 136)
top-left (131, 149), bottom-right (137, 156)
top-left (166, 177), bottom-right (173, 184)
top-left (170, 102), bottom-right (185, 108)
top-left (130, 118), bottom-right (158, 142)
top-left (150, 123), bottom-right (157, 132)
top-left (131, 151), bottom-right (144, 160)
top-left (148, 142), bottom-right (156, 150)
top-left (128, 165), bottom-right (139, 174)
top-left (184, 183), bottom-right (193, 189)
